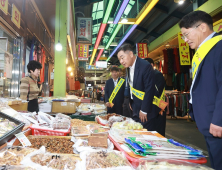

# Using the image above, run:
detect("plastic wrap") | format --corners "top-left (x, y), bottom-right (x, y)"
top-left (71, 126), bottom-right (90, 136)
top-left (52, 117), bottom-right (70, 130)
top-left (56, 113), bottom-right (71, 120)
top-left (0, 118), bottom-right (17, 137)
top-left (80, 150), bottom-right (134, 170)
top-left (0, 147), bottom-right (37, 165)
top-left (93, 110), bottom-right (106, 115)
top-left (0, 165), bottom-right (36, 170)
top-left (77, 104), bottom-right (91, 113)
top-left (87, 124), bottom-right (109, 134)
top-left (112, 119), bottom-right (143, 130)
top-left (90, 104), bottom-right (106, 111)
top-left (137, 160), bottom-right (213, 170)
top-left (108, 116), bottom-right (124, 127)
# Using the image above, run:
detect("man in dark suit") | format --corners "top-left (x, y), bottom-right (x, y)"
top-left (145, 58), bottom-right (166, 136)
top-left (116, 44), bottom-right (156, 131)
top-left (105, 67), bottom-right (125, 115)
top-left (179, 11), bottom-right (222, 169)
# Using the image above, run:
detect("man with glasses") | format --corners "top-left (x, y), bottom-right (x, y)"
top-left (179, 11), bottom-right (222, 169)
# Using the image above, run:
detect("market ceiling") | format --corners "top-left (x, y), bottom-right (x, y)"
top-left (74, 0), bottom-right (207, 67)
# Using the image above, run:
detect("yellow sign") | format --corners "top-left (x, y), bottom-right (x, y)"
top-left (178, 32), bottom-right (191, 65)
top-left (0, 0), bottom-right (8, 15)
top-left (11, 4), bottom-right (21, 29)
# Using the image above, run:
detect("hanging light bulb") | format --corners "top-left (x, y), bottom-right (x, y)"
top-left (66, 58), bottom-right (68, 64)
top-left (56, 41), bottom-right (62, 51)
top-left (67, 67), bottom-right (72, 72)
top-left (70, 72), bottom-right (73, 76)
top-left (178, 0), bottom-right (184, 4)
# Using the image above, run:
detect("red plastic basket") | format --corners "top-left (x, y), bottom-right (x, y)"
top-left (30, 125), bottom-right (71, 136)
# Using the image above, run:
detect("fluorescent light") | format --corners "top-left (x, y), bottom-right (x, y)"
top-left (121, 18), bottom-right (128, 23)
top-left (98, 45), bottom-right (105, 49)
top-left (94, 49), bottom-right (104, 65)
top-left (135, 0), bottom-right (159, 25)
top-left (56, 41), bottom-right (62, 51)
top-left (105, 24), bottom-right (122, 49)
top-left (104, 50), bottom-right (108, 53)
top-left (107, 24), bottom-right (138, 61)
top-left (89, 49), bottom-right (97, 65)
top-left (103, 0), bottom-right (115, 23)
top-left (94, 23), bottom-right (107, 49)
top-left (113, 0), bottom-right (129, 24)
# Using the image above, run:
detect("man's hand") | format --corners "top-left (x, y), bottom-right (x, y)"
top-left (159, 110), bottom-right (164, 115)
top-left (209, 123), bottom-right (222, 138)
top-left (129, 103), bottom-right (132, 111)
top-left (139, 111), bottom-right (147, 123)
top-left (106, 102), bottom-right (111, 107)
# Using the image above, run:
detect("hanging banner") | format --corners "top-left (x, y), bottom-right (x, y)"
top-left (77, 17), bottom-right (92, 45)
top-left (78, 45), bottom-right (89, 61)
top-left (178, 32), bottom-right (190, 65)
top-left (11, 4), bottom-right (21, 29)
top-left (136, 43), bottom-right (148, 58)
top-left (213, 19), bottom-right (222, 33)
top-left (0, 0), bottom-right (8, 15)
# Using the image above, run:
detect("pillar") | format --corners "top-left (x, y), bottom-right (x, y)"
top-left (54, 0), bottom-right (67, 97)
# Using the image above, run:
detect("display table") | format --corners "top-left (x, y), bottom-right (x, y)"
top-left (109, 134), bottom-right (207, 168)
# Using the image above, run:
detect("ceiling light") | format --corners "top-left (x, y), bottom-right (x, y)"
top-left (56, 41), bottom-right (62, 51)
top-left (121, 18), bottom-right (128, 23)
top-left (113, 0), bottom-right (129, 24)
top-left (66, 59), bottom-right (68, 64)
top-left (67, 67), bottom-right (72, 71)
top-left (165, 42), bottom-right (170, 47)
top-left (174, 0), bottom-right (185, 4)
top-left (104, 50), bottom-right (108, 53)
top-left (70, 72), bottom-right (73, 76)
top-left (178, 0), bottom-right (184, 4)
top-left (110, 42), bottom-right (118, 46)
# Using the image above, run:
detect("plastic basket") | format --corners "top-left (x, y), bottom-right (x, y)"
top-left (29, 125), bottom-right (71, 136)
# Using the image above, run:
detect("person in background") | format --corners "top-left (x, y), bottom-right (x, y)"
top-left (92, 88), bottom-right (97, 103)
top-left (20, 60), bottom-right (42, 112)
top-left (145, 58), bottom-right (166, 136)
top-left (179, 10), bottom-right (222, 169)
top-left (218, 30), bottom-right (222, 35)
top-left (118, 68), bottom-right (123, 78)
top-left (105, 67), bottom-right (125, 115)
top-left (117, 44), bottom-right (156, 131)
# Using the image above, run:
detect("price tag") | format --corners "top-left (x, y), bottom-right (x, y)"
top-left (15, 132), bottom-right (32, 147)
top-left (61, 102), bottom-right (67, 106)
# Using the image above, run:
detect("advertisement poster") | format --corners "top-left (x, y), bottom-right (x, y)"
top-left (77, 17), bottom-right (92, 45)
top-left (78, 45), bottom-right (89, 61)
top-left (178, 32), bottom-right (191, 65)
top-left (136, 43), bottom-right (148, 58)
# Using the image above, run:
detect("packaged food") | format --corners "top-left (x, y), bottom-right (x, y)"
top-left (0, 147), bottom-right (36, 165)
top-left (93, 110), bottom-right (106, 115)
top-left (56, 113), bottom-right (71, 120)
top-left (108, 116), bottom-right (124, 127)
top-left (81, 150), bottom-right (134, 170)
top-left (138, 160), bottom-right (214, 170)
top-left (87, 124), bottom-right (109, 134)
top-left (71, 119), bottom-right (98, 127)
top-left (52, 117), bottom-right (70, 130)
top-left (0, 118), bottom-right (17, 137)
top-left (88, 136), bottom-right (108, 148)
top-left (112, 119), bottom-right (143, 130)
top-left (90, 104), bottom-right (106, 111)
top-left (71, 126), bottom-right (90, 136)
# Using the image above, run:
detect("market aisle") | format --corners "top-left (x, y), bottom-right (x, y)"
top-left (165, 117), bottom-right (211, 167)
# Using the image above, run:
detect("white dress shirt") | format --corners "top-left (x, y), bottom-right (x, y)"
top-left (113, 78), bottom-right (118, 87)
top-left (190, 32), bottom-right (216, 104)
top-left (129, 57), bottom-right (137, 99)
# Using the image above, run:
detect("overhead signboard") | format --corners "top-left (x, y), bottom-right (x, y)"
top-left (96, 61), bottom-right (107, 68)
top-left (136, 43), bottom-right (148, 58)
top-left (78, 45), bottom-right (89, 61)
top-left (178, 32), bottom-right (191, 65)
top-left (77, 17), bottom-right (92, 45)
top-left (11, 4), bottom-right (21, 29)
top-left (0, 0), bottom-right (8, 15)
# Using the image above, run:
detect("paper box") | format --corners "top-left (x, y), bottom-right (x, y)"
top-left (52, 101), bottom-right (76, 114)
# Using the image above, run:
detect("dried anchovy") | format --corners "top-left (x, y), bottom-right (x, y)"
top-left (29, 138), bottom-right (74, 154)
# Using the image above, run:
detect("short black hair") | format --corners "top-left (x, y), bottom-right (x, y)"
top-left (116, 43), bottom-right (133, 55)
top-left (27, 60), bottom-right (42, 73)
top-left (144, 58), bottom-right (154, 65)
top-left (179, 10), bottom-right (213, 30)
top-left (110, 67), bottom-right (119, 72)
top-left (218, 31), bottom-right (222, 35)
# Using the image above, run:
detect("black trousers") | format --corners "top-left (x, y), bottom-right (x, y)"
top-left (28, 99), bottom-right (39, 113)
top-left (205, 136), bottom-right (222, 170)
top-left (123, 97), bottom-right (133, 118)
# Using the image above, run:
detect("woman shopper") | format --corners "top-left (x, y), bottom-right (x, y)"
top-left (20, 60), bottom-right (42, 112)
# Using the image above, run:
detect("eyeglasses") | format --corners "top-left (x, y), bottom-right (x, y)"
top-left (182, 24), bottom-right (201, 40)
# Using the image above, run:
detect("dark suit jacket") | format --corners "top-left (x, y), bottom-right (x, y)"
top-left (189, 33), bottom-right (222, 136)
top-left (105, 78), bottom-right (125, 115)
top-left (128, 57), bottom-right (155, 120)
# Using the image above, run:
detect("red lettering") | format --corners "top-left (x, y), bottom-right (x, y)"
top-left (14, 10), bottom-right (19, 22)
top-left (181, 43), bottom-right (186, 46)
top-left (1, 0), bottom-right (6, 7)
top-left (182, 55), bottom-right (188, 59)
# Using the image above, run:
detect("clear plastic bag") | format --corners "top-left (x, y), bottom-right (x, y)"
top-left (90, 104), bottom-right (106, 111)
top-left (112, 119), bottom-right (143, 130)
top-left (86, 124), bottom-right (109, 134)
top-left (137, 160), bottom-right (214, 170)
top-left (56, 113), bottom-right (71, 120)
top-left (52, 117), bottom-right (70, 130)
top-left (71, 126), bottom-right (90, 136)
top-left (93, 110), bottom-right (106, 115)
top-left (108, 116), bottom-right (124, 127)
top-left (80, 150), bottom-right (134, 170)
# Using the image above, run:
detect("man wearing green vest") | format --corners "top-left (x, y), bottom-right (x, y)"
top-left (179, 10), bottom-right (222, 169)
